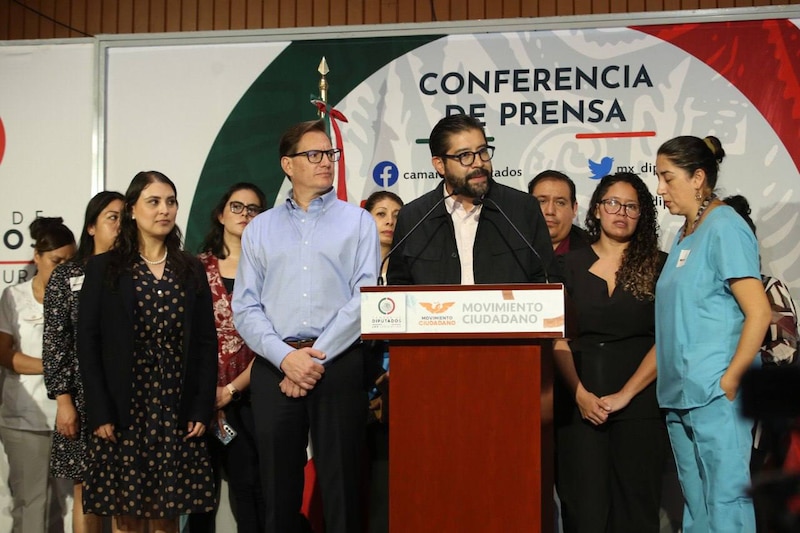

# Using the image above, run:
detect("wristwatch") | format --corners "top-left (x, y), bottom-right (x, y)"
top-left (226, 383), bottom-right (241, 401)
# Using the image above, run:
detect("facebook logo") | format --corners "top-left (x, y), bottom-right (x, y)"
top-left (372, 161), bottom-right (399, 187)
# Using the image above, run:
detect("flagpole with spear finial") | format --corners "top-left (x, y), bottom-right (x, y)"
top-left (312, 56), bottom-right (349, 201)
top-left (318, 57), bottom-right (328, 119)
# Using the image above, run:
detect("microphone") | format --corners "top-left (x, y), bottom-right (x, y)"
top-left (473, 195), bottom-right (550, 283)
top-left (378, 187), bottom-right (460, 285)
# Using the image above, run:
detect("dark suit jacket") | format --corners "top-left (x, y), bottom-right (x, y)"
top-left (77, 252), bottom-right (218, 430)
top-left (387, 180), bottom-right (560, 285)
top-left (567, 225), bottom-right (590, 252)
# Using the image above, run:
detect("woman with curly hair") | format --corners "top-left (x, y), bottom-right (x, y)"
top-left (554, 172), bottom-right (667, 533)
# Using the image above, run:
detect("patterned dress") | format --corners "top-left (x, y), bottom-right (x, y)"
top-left (197, 252), bottom-right (256, 385)
top-left (43, 260), bottom-right (90, 480)
top-left (82, 260), bottom-right (215, 518)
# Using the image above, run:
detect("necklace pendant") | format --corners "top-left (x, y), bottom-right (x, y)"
top-left (682, 194), bottom-right (716, 240)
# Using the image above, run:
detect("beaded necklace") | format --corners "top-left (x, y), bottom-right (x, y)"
top-left (681, 194), bottom-right (716, 241)
top-left (140, 250), bottom-right (168, 265)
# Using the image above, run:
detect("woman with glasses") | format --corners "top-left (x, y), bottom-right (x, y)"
top-left (655, 136), bottom-right (770, 532)
top-left (554, 172), bottom-right (667, 533)
top-left (189, 182), bottom-right (267, 533)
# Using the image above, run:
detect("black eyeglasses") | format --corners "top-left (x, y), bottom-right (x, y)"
top-left (286, 149), bottom-right (341, 164)
top-left (599, 198), bottom-right (641, 219)
top-left (439, 146), bottom-right (495, 167)
top-left (229, 201), bottom-right (263, 217)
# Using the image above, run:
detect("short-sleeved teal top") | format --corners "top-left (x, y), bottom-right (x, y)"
top-left (655, 205), bottom-right (760, 409)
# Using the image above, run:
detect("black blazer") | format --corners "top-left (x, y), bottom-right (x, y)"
top-left (77, 252), bottom-right (218, 431)
top-left (387, 180), bottom-right (560, 285)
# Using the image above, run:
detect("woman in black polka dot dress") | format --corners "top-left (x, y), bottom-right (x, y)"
top-left (77, 171), bottom-right (218, 532)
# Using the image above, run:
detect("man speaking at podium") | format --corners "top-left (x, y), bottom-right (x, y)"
top-left (382, 113), bottom-right (561, 533)
top-left (386, 113), bottom-right (557, 286)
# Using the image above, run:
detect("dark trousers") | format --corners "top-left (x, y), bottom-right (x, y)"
top-left (188, 396), bottom-right (266, 533)
top-left (365, 421), bottom-right (389, 533)
top-left (556, 414), bottom-right (667, 533)
top-left (251, 344), bottom-right (367, 533)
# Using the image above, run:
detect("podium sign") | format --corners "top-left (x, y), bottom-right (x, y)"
top-left (361, 283), bottom-right (564, 338)
top-left (360, 283), bottom-right (563, 532)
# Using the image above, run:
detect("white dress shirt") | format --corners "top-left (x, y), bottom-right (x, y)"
top-left (445, 191), bottom-right (482, 285)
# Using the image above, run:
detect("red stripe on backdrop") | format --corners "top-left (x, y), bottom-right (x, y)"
top-left (576, 131), bottom-right (656, 139)
top-left (635, 19), bottom-right (800, 172)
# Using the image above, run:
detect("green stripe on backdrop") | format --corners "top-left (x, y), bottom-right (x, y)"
top-left (185, 34), bottom-right (441, 253)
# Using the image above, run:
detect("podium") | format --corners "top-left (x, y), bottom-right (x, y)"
top-left (361, 283), bottom-right (564, 533)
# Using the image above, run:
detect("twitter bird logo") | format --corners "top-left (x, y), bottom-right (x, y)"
top-left (588, 156), bottom-right (614, 179)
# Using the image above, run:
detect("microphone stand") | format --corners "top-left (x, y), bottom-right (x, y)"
top-left (378, 187), bottom-right (460, 285)
top-left (473, 195), bottom-right (550, 284)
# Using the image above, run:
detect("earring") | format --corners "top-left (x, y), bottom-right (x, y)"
top-left (695, 191), bottom-right (701, 201)
top-left (131, 214), bottom-right (136, 220)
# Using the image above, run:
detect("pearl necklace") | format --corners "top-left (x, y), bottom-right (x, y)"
top-left (140, 250), bottom-right (168, 265)
top-left (682, 194), bottom-right (716, 241)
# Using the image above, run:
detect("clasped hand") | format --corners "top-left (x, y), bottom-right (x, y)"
top-left (93, 421), bottom-right (205, 443)
top-left (576, 383), bottom-right (612, 426)
top-left (279, 348), bottom-right (326, 398)
top-left (577, 384), bottom-right (635, 426)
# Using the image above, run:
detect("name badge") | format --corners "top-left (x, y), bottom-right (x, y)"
top-left (69, 275), bottom-right (85, 292)
top-left (676, 249), bottom-right (690, 268)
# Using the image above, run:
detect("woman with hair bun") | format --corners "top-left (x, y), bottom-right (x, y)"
top-left (0, 217), bottom-right (76, 532)
top-left (655, 135), bottom-right (771, 532)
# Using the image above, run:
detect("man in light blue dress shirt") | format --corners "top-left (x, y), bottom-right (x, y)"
top-left (233, 119), bottom-right (381, 533)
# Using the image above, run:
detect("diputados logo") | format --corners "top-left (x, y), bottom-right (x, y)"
top-left (378, 297), bottom-right (396, 315)
top-left (371, 297), bottom-right (402, 328)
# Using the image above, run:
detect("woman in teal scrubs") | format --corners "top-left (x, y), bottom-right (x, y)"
top-left (654, 135), bottom-right (771, 533)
